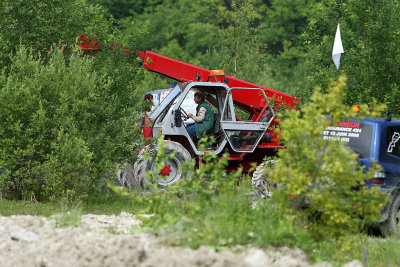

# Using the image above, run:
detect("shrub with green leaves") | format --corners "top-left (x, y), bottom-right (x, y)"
top-left (0, 46), bottom-right (144, 201)
top-left (269, 76), bottom-right (388, 242)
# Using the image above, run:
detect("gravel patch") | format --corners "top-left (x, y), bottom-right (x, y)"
top-left (0, 214), bottom-right (359, 267)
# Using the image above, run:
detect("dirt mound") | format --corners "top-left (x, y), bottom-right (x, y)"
top-left (0, 214), bottom-right (352, 267)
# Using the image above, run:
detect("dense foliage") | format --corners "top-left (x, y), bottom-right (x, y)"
top-left (301, 0), bottom-right (400, 114)
top-left (0, 0), bottom-right (111, 71)
top-left (89, 0), bottom-right (400, 114)
top-left (0, 0), bottom-right (149, 200)
top-left (270, 76), bottom-right (388, 244)
top-left (111, 136), bottom-right (313, 250)
top-left (0, 46), bottom-right (145, 201)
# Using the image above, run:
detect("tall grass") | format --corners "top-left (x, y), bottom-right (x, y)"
top-left (143, 182), bottom-right (311, 250)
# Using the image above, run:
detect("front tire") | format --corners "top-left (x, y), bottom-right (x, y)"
top-left (133, 141), bottom-right (192, 189)
top-left (380, 193), bottom-right (400, 237)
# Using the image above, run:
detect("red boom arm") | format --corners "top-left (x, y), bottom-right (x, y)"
top-left (76, 35), bottom-right (298, 112)
top-left (138, 51), bottom-right (298, 110)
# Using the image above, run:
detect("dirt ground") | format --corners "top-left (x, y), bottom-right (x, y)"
top-left (0, 213), bottom-right (361, 267)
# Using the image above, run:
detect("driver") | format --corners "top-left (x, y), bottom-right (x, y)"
top-left (186, 91), bottom-right (215, 140)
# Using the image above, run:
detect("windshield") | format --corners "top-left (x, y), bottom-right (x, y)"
top-left (148, 84), bottom-right (182, 120)
top-left (323, 122), bottom-right (373, 158)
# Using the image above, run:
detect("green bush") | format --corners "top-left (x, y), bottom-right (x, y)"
top-left (269, 76), bottom-right (388, 244)
top-left (0, 46), bottom-right (143, 201)
top-left (111, 136), bottom-right (312, 251)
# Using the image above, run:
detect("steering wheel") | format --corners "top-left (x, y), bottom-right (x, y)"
top-left (180, 107), bottom-right (189, 120)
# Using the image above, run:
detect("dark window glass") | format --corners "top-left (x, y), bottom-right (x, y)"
top-left (226, 130), bottom-right (264, 152)
top-left (387, 127), bottom-right (400, 158)
top-left (323, 123), bottom-right (373, 158)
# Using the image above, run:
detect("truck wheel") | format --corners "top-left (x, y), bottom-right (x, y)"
top-left (134, 141), bottom-right (192, 189)
top-left (380, 193), bottom-right (400, 236)
top-left (251, 160), bottom-right (275, 199)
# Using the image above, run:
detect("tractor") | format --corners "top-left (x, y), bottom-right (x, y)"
top-left (122, 51), bottom-right (298, 189)
top-left (77, 35), bottom-right (298, 189)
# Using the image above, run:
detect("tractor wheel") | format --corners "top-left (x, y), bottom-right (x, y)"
top-left (251, 160), bottom-right (276, 199)
top-left (116, 163), bottom-right (140, 189)
top-left (134, 141), bottom-right (192, 189)
top-left (379, 193), bottom-right (400, 237)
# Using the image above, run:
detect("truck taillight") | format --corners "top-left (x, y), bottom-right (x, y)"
top-left (370, 170), bottom-right (386, 185)
top-left (369, 170), bottom-right (386, 185)
top-left (369, 178), bottom-right (385, 185)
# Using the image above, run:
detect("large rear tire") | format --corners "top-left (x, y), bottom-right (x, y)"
top-left (133, 141), bottom-right (192, 189)
top-left (380, 193), bottom-right (400, 237)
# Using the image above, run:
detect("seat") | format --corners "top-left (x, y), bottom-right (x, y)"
top-left (206, 113), bottom-right (222, 149)
top-left (212, 113), bottom-right (221, 135)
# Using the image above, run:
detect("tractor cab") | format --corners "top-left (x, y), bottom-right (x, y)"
top-left (145, 81), bottom-right (276, 155)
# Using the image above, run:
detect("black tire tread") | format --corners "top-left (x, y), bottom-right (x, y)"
top-left (380, 192), bottom-right (400, 237)
top-left (251, 161), bottom-right (274, 199)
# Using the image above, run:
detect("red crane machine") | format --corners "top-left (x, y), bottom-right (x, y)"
top-left (78, 35), bottom-right (299, 189)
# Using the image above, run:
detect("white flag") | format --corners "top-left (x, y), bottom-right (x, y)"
top-left (332, 24), bottom-right (344, 70)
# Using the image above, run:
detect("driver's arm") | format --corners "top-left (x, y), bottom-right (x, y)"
top-left (190, 107), bottom-right (206, 122)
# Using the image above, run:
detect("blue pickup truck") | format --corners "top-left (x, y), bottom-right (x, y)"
top-left (322, 115), bottom-right (400, 236)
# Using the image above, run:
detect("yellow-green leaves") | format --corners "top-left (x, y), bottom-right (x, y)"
top-left (270, 76), bottom-right (388, 243)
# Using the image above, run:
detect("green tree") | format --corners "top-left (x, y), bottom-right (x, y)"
top-left (301, 0), bottom-right (400, 114)
top-left (206, 0), bottom-right (269, 84)
top-left (135, 0), bottom-right (228, 60)
top-left (0, 0), bottom-right (111, 71)
top-left (129, 0), bottom-right (233, 90)
top-left (0, 0), bottom-right (153, 201)
top-left (258, 0), bottom-right (320, 94)
top-left (87, 0), bottom-right (162, 27)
